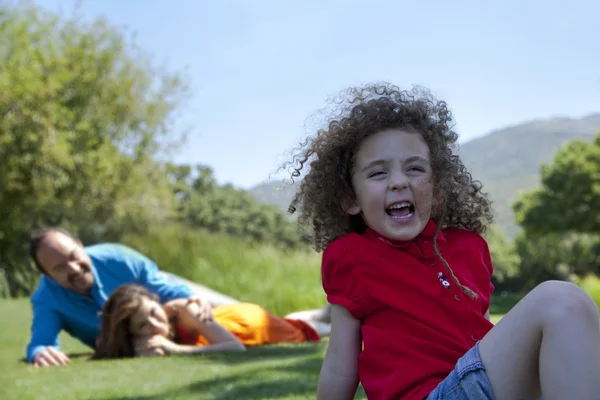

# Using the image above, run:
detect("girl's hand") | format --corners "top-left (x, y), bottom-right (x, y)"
top-left (134, 335), bottom-right (180, 357)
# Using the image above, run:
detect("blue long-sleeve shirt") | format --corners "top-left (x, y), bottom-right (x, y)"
top-left (26, 243), bottom-right (194, 362)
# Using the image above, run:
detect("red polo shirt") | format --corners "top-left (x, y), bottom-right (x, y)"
top-left (322, 220), bottom-right (495, 400)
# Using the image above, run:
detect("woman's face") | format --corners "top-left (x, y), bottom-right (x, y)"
top-left (128, 297), bottom-right (170, 338)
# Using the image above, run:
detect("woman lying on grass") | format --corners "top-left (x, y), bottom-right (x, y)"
top-left (93, 284), bottom-right (331, 359)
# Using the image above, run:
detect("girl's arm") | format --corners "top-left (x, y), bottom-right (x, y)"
top-left (136, 324), bottom-right (245, 358)
top-left (317, 304), bottom-right (362, 400)
top-left (174, 320), bottom-right (246, 354)
top-left (171, 300), bottom-right (245, 354)
top-left (136, 320), bottom-right (245, 357)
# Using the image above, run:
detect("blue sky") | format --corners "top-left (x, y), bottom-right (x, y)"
top-left (30, 0), bottom-right (600, 188)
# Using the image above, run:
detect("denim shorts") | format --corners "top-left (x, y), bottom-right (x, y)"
top-left (425, 341), bottom-right (495, 400)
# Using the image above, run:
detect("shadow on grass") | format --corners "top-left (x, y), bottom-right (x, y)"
top-left (18, 342), bottom-right (325, 367)
top-left (101, 377), bottom-right (314, 400)
top-left (89, 371), bottom-right (315, 400)
top-left (167, 342), bottom-right (326, 366)
top-left (94, 354), bottom-right (356, 400)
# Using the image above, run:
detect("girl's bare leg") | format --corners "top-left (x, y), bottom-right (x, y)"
top-left (284, 304), bottom-right (331, 323)
top-left (285, 304), bottom-right (332, 337)
top-left (478, 280), bottom-right (600, 400)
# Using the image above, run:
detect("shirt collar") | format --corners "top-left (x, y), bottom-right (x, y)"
top-left (362, 220), bottom-right (445, 258)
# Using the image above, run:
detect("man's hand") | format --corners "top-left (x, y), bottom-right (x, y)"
top-left (32, 346), bottom-right (70, 367)
top-left (183, 297), bottom-right (213, 323)
top-left (134, 335), bottom-right (180, 357)
top-left (164, 296), bottom-right (213, 323)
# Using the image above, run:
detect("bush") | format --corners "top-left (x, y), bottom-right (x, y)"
top-left (576, 275), bottom-right (600, 310)
top-left (489, 276), bottom-right (600, 317)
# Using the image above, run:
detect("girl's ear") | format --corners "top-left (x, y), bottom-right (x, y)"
top-left (341, 197), bottom-right (361, 216)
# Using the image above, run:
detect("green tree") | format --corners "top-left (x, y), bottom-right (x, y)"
top-left (514, 133), bottom-right (600, 234)
top-left (167, 164), bottom-right (308, 250)
top-left (513, 232), bottom-right (600, 291)
top-left (0, 2), bottom-right (188, 296)
top-left (484, 225), bottom-right (520, 288)
top-left (511, 133), bottom-right (600, 289)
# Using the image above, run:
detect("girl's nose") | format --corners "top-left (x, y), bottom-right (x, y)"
top-left (388, 171), bottom-right (409, 191)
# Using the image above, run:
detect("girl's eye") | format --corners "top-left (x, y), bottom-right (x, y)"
top-left (368, 171), bottom-right (386, 178)
top-left (408, 166), bottom-right (425, 173)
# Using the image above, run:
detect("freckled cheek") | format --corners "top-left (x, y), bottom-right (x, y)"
top-left (412, 179), bottom-right (434, 208)
top-left (412, 176), bottom-right (433, 191)
top-left (355, 183), bottom-right (380, 203)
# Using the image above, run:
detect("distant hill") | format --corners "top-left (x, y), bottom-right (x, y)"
top-left (250, 114), bottom-right (600, 237)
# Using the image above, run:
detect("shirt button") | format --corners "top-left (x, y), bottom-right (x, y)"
top-left (454, 294), bottom-right (461, 302)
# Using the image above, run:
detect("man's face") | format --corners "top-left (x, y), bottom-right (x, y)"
top-left (36, 232), bottom-right (94, 295)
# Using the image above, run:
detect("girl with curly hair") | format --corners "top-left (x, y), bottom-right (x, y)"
top-left (285, 83), bottom-right (600, 400)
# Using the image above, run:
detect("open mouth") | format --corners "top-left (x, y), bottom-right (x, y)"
top-left (386, 201), bottom-right (415, 219)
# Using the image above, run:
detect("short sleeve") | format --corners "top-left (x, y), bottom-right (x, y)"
top-left (322, 235), bottom-right (372, 320)
top-left (477, 236), bottom-right (495, 313)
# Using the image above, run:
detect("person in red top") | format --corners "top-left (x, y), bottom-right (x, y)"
top-left (283, 83), bottom-right (600, 400)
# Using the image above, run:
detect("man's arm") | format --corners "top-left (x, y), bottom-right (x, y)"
top-left (26, 302), bottom-right (69, 366)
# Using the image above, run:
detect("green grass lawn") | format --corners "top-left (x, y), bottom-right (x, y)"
top-left (0, 298), bottom-right (364, 400)
top-left (0, 298), bottom-right (507, 400)
top-left (4, 226), bottom-right (597, 399)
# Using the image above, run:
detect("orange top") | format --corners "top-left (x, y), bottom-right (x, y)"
top-left (175, 302), bottom-right (320, 347)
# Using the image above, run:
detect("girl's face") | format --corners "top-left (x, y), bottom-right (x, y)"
top-left (347, 129), bottom-right (434, 242)
top-left (128, 297), bottom-right (170, 338)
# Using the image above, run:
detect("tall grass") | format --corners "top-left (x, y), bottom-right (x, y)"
top-left (122, 225), bottom-right (325, 316)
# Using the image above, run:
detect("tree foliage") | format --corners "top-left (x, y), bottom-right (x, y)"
top-left (0, 2), bottom-right (309, 298)
top-left (514, 133), bottom-right (600, 234)
top-left (508, 132), bottom-right (600, 291)
top-left (512, 232), bottom-right (600, 291)
top-left (167, 164), bottom-right (308, 250)
top-left (483, 225), bottom-right (520, 287)
top-left (0, 2), bottom-right (187, 296)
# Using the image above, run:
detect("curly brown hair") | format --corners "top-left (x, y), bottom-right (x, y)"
top-left (284, 83), bottom-right (494, 298)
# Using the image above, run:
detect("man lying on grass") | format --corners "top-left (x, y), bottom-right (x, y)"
top-left (93, 284), bottom-right (331, 359)
top-left (26, 227), bottom-right (237, 367)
